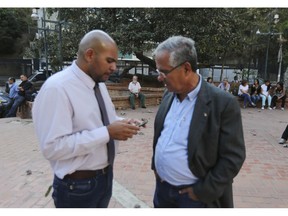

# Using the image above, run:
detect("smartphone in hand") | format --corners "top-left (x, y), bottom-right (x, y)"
top-left (137, 118), bottom-right (148, 127)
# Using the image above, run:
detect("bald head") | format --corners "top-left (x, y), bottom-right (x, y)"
top-left (77, 30), bottom-right (116, 59)
top-left (75, 30), bottom-right (118, 83)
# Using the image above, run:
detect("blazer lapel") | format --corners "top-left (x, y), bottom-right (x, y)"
top-left (188, 80), bottom-right (212, 155)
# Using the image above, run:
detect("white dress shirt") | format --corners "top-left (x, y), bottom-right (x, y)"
top-left (128, 81), bottom-right (141, 93)
top-left (155, 76), bottom-right (202, 186)
top-left (32, 61), bottom-right (120, 179)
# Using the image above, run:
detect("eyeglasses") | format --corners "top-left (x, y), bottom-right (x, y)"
top-left (156, 61), bottom-right (187, 76)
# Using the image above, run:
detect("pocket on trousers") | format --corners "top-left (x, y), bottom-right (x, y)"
top-left (67, 179), bottom-right (98, 200)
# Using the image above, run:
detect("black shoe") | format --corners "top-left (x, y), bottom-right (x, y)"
top-left (141, 106), bottom-right (146, 109)
top-left (132, 107), bottom-right (135, 110)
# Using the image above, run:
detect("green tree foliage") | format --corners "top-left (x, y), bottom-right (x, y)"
top-left (0, 8), bottom-right (34, 57)
top-left (50, 8), bottom-right (286, 64)
top-left (3, 8), bottom-right (288, 79)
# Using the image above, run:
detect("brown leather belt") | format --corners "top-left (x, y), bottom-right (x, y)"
top-left (64, 166), bottom-right (109, 180)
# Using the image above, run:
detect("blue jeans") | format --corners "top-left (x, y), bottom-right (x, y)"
top-left (153, 178), bottom-right (206, 208)
top-left (5, 95), bottom-right (25, 117)
top-left (260, 94), bottom-right (272, 107)
top-left (251, 95), bottom-right (261, 104)
top-left (239, 93), bottom-right (253, 107)
top-left (52, 166), bottom-right (113, 208)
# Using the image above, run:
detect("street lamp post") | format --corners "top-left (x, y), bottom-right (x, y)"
top-left (276, 34), bottom-right (285, 82)
top-left (31, 8), bottom-right (64, 76)
top-left (256, 13), bottom-right (281, 80)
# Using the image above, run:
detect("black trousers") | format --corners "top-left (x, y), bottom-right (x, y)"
top-left (281, 125), bottom-right (288, 140)
top-left (271, 95), bottom-right (287, 108)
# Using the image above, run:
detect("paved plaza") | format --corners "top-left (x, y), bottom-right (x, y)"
top-left (0, 105), bottom-right (288, 208)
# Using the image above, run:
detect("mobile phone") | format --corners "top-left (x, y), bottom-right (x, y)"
top-left (137, 119), bottom-right (148, 127)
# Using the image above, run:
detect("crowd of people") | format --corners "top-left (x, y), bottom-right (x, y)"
top-left (207, 77), bottom-right (287, 148)
top-left (206, 77), bottom-right (287, 111)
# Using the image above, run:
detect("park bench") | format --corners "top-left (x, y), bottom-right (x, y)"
top-left (236, 95), bottom-right (288, 109)
top-left (17, 101), bottom-right (33, 119)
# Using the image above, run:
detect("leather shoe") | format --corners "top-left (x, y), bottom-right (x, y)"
top-left (141, 106), bottom-right (147, 109)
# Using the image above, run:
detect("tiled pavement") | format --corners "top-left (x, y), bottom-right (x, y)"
top-left (0, 105), bottom-right (287, 208)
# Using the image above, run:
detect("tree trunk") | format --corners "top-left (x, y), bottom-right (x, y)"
top-left (134, 52), bottom-right (156, 69)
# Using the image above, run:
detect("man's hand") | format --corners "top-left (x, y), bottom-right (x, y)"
top-left (126, 118), bottom-right (148, 128)
top-left (107, 120), bottom-right (140, 141)
top-left (178, 187), bottom-right (199, 201)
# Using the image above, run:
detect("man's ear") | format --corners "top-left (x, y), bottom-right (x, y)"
top-left (184, 62), bottom-right (191, 74)
top-left (85, 48), bottom-right (94, 63)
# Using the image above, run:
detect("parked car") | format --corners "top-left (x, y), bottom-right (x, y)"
top-left (0, 92), bottom-right (12, 118)
top-left (28, 71), bottom-right (48, 91)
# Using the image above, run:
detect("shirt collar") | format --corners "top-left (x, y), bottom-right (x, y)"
top-left (71, 60), bottom-right (95, 90)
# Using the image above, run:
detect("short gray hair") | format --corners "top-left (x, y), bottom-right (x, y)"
top-left (153, 36), bottom-right (198, 71)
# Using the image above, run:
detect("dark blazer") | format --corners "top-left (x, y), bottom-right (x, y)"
top-left (152, 79), bottom-right (246, 208)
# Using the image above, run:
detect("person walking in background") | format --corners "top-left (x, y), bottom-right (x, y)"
top-left (128, 75), bottom-right (146, 110)
top-left (260, 80), bottom-right (272, 110)
top-left (152, 35), bottom-right (245, 208)
top-left (279, 125), bottom-right (288, 147)
top-left (217, 77), bottom-right (230, 92)
top-left (271, 82), bottom-right (286, 111)
top-left (238, 80), bottom-right (256, 108)
top-left (250, 79), bottom-right (261, 105)
top-left (32, 30), bottom-right (141, 208)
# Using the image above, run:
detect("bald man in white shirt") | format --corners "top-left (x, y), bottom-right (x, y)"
top-left (32, 30), bottom-right (141, 208)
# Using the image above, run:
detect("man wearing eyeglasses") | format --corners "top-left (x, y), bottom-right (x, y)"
top-left (151, 36), bottom-right (245, 208)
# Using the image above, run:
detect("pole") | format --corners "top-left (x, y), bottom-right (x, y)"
top-left (58, 22), bottom-right (63, 71)
top-left (264, 35), bottom-right (270, 80)
top-left (247, 44), bottom-right (253, 80)
top-left (42, 8), bottom-right (49, 77)
top-left (57, 10), bottom-right (63, 71)
top-left (277, 34), bottom-right (283, 82)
